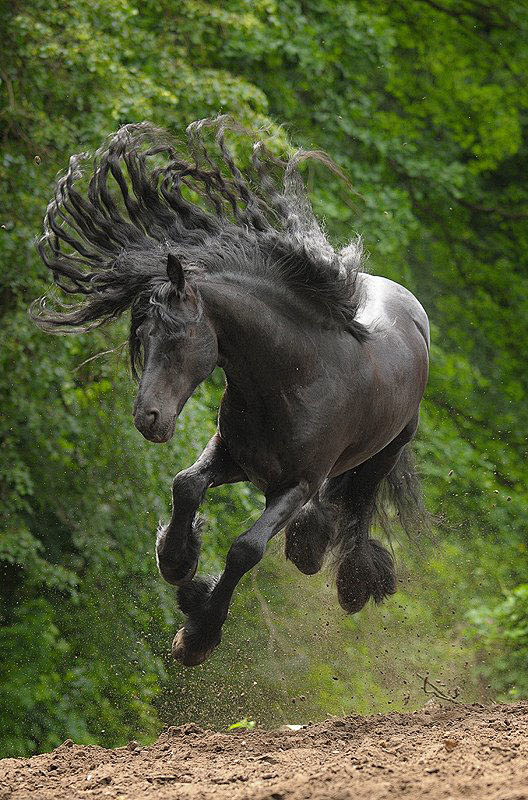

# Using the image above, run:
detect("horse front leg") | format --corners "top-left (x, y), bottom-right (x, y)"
top-left (172, 480), bottom-right (310, 666)
top-left (156, 434), bottom-right (245, 586)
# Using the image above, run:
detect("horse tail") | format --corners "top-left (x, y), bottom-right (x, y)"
top-left (323, 443), bottom-right (428, 614)
top-left (375, 445), bottom-right (429, 541)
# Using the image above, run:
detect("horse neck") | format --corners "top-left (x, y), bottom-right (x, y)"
top-left (197, 274), bottom-right (310, 394)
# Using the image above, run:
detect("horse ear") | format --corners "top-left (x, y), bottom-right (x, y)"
top-left (167, 253), bottom-right (186, 294)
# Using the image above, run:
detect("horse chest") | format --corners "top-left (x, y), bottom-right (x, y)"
top-left (218, 408), bottom-right (291, 489)
top-left (217, 386), bottom-right (341, 492)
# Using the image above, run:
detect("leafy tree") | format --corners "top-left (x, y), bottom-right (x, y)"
top-left (1, 0), bottom-right (527, 756)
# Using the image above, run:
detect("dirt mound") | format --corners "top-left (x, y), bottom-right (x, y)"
top-left (2, 702), bottom-right (528, 800)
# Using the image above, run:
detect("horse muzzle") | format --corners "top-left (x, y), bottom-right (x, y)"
top-left (133, 406), bottom-right (177, 443)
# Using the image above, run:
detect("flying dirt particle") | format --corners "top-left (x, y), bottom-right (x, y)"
top-left (444, 739), bottom-right (459, 752)
top-left (127, 740), bottom-right (140, 750)
top-left (34, 155), bottom-right (41, 165)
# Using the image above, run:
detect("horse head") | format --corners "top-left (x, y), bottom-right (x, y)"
top-left (132, 254), bottom-right (218, 443)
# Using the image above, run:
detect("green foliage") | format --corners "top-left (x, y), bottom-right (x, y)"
top-left (1, 0), bottom-right (528, 757)
top-left (469, 585), bottom-right (528, 701)
top-left (227, 718), bottom-right (256, 731)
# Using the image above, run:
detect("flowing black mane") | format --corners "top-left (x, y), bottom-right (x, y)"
top-left (30, 116), bottom-right (369, 346)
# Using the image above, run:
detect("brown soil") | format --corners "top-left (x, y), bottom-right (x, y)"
top-left (1, 702), bottom-right (528, 800)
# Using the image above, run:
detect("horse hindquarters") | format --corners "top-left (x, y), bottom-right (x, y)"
top-left (324, 419), bottom-right (425, 614)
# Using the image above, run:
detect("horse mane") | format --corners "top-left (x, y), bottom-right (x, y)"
top-left (30, 116), bottom-right (369, 342)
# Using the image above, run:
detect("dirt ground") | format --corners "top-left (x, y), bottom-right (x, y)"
top-left (2, 702), bottom-right (528, 800)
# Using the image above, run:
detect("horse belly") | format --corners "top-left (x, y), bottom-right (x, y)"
top-left (218, 403), bottom-right (333, 494)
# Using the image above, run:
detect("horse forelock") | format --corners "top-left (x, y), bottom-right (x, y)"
top-left (30, 116), bottom-right (369, 343)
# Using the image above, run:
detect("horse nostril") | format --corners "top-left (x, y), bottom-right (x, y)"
top-left (146, 409), bottom-right (159, 427)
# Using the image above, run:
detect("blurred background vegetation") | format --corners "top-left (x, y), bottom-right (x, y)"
top-left (1, 0), bottom-right (528, 757)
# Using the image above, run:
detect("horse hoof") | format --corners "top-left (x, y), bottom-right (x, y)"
top-left (158, 557), bottom-right (198, 587)
top-left (171, 628), bottom-right (214, 667)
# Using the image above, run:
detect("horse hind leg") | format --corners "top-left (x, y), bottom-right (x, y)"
top-left (326, 418), bottom-right (421, 614)
top-left (331, 497), bottom-right (396, 614)
top-left (284, 494), bottom-right (334, 575)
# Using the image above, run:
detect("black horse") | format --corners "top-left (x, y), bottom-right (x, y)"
top-left (31, 117), bottom-right (429, 666)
